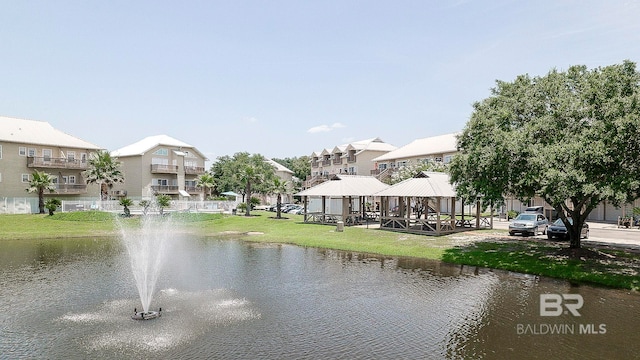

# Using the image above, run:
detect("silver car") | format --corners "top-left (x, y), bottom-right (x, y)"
top-left (509, 213), bottom-right (548, 236)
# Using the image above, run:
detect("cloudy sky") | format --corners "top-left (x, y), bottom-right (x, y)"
top-left (2, 1), bottom-right (639, 162)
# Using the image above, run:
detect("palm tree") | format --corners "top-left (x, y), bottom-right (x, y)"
top-left (156, 194), bottom-right (171, 215)
top-left (26, 170), bottom-right (57, 214)
top-left (83, 150), bottom-right (124, 206)
top-left (271, 177), bottom-right (289, 219)
top-left (45, 198), bottom-right (62, 216)
top-left (195, 173), bottom-right (216, 200)
top-left (119, 197), bottom-right (133, 217)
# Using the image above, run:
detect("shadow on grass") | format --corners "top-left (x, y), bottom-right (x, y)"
top-left (441, 239), bottom-right (640, 290)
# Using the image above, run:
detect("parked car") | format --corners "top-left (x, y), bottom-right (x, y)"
top-left (281, 204), bottom-right (299, 213)
top-left (547, 218), bottom-right (589, 240)
top-left (524, 206), bottom-right (544, 214)
top-left (508, 213), bottom-right (548, 236)
top-left (288, 206), bottom-right (305, 215)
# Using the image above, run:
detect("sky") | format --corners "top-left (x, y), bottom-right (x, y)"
top-left (2, 1), bottom-right (640, 164)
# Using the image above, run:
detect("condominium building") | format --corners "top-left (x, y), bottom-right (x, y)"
top-left (0, 116), bottom-right (103, 208)
top-left (371, 133), bottom-right (459, 182)
top-left (306, 137), bottom-right (396, 188)
top-left (110, 135), bottom-right (208, 200)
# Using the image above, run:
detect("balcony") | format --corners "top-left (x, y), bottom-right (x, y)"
top-left (184, 166), bottom-right (205, 175)
top-left (322, 159), bottom-right (331, 166)
top-left (151, 164), bottom-right (179, 174)
top-left (185, 186), bottom-right (204, 193)
top-left (332, 158), bottom-right (343, 165)
top-left (346, 156), bottom-right (356, 163)
top-left (151, 185), bottom-right (179, 194)
top-left (28, 156), bottom-right (88, 169)
top-left (311, 161), bottom-right (319, 168)
top-left (53, 184), bottom-right (87, 195)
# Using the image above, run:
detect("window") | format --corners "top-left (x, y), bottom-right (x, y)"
top-left (22, 174), bottom-right (30, 182)
top-left (444, 155), bottom-right (453, 164)
top-left (152, 158), bottom-right (169, 165)
top-left (378, 163), bottom-right (387, 170)
top-left (67, 151), bottom-right (76, 161)
top-left (19, 147), bottom-right (26, 156)
top-left (0, 173), bottom-right (2, 182)
top-left (81, 153), bottom-right (87, 163)
top-left (155, 178), bottom-right (168, 186)
top-left (153, 148), bottom-right (168, 156)
top-left (0, 145), bottom-right (2, 159)
top-left (43, 149), bottom-right (52, 161)
top-left (434, 157), bottom-right (443, 163)
top-left (69, 176), bottom-right (76, 184)
top-left (28, 148), bottom-right (36, 157)
top-left (397, 161), bottom-right (407, 168)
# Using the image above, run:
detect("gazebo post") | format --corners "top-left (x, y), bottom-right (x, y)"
top-left (451, 197), bottom-right (456, 230)
top-left (476, 198), bottom-right (481, 229)
top-left (322, 196), bottom-right (327, 223)
top-left (436, 197), bottom-right (441, 235)
top-left (303, 196), bottom-right (308, 222)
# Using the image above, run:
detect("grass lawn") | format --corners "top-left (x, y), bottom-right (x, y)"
top-left (1, 210), bottom-right (638, 290)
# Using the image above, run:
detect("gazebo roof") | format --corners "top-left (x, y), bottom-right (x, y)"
top-left (297, 175), bottom-right (389, 197)
top-left (374, 171), bottom-right (456, 198)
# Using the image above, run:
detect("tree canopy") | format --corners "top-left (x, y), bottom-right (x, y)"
top-left (82, 150), bottom-right (124, 200)
top-left (210, 152), bottom-right (276, 216)
top-left (450, 60), bottom-right (640, 249)
top-left (26, 170), bottom-right (56, 214)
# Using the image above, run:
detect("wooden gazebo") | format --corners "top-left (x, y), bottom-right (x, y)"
top-left (374, 171), bottom-right (492, 235)
top-left (297, 175), bottom-right (389, 226)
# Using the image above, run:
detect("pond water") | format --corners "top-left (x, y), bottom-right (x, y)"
top-left (0, 236), bottom-right (638, 359)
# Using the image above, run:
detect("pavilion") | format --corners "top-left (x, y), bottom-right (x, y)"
top-left (373, 171), bottom-right (493, 235)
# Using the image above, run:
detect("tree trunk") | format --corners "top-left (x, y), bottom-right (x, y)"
top-left (38, 189), bottom-right (45, 214)
top-left (276, 194), bottom-right (282, 219)
top-left (245, 182), bottom-right (251, 216)
top-left (569, 219), bottom-right (583, 249)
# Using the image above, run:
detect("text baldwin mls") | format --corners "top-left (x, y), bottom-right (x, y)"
top-left (516, 294), bottom-right (607, 335)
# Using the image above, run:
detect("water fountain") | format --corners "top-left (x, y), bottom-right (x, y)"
top-left (118, 212), bottom-right (173, 320)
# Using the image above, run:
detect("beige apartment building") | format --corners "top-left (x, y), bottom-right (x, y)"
top-left (0, 116), bottom-right (103, 212)
top-left (306, 137), bottom-right (396, 188)
top-left (110, 135), bottom-right (208, 200)
top-left (370, 132), bottom-right (459, 182)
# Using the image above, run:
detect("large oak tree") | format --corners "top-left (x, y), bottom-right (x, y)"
top-left (450, 60), bottom-right (640, 249)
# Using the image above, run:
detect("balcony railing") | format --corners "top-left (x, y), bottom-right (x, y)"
top-left (151, 164), bottom-right (179, 174)
top-left (185, 186), bottom-right (204, 193)
top-left (151, 185), bottom-right (179, 194)
top-left (53, 184), bottom-right (87, 195)
top-left (28, 156), bottom-right (88, 169)
top-left (332, 158), bottom-right (343, 164)
top-left (322, 159), bottom-right (331, 166)
top-left (311, 161), bottom-right (319, 168)
top-left (184, 166), bottom-right (205, 175)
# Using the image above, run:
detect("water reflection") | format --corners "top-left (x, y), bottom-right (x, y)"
top-left (0, 237), bottom-right (638, 359)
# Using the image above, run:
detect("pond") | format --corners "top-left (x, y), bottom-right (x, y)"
top-left (0, 236), bottom-right (638, 359)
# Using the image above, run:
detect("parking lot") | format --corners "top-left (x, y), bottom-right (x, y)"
top-left (493, 219), bottom-right (640, 251)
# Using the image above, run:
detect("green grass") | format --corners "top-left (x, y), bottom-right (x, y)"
top-left (1, 210), bottom-right (639, 290)
top-left (442, 240), bottom-right (640, 290)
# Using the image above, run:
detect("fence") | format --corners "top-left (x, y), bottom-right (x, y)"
top-left (0, 198), bottom-right (239, 215)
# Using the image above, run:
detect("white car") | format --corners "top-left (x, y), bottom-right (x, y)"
top-left (509, 213), bottom-right (548, 236)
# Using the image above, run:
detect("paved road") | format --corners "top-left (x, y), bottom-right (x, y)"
top-left (493, 220), bottom-right (640, 251)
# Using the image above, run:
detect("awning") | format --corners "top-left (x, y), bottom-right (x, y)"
top-left (221, 191), bottom-right (239, 197)
top-left (179, 190), bottom-right (191, 197)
